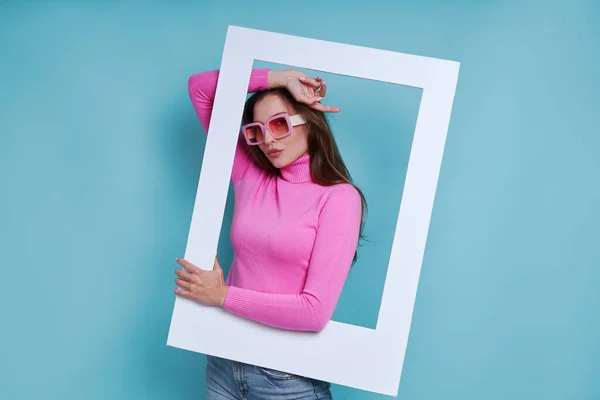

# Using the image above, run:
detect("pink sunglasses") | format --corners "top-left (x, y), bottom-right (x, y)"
top-left (240, 112), bottom-right (307, 145)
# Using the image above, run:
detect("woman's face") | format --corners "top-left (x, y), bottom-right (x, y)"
top-left (253, 94), bottom-right (309, 169)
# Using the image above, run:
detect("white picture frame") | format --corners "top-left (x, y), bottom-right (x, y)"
top-left (167, 25), bottom-right (460, 396)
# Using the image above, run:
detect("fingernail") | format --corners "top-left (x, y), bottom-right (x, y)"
top-left (299, 76), bottom-right (306, 80)
top-left (317, 97), bottom-right (323, 102)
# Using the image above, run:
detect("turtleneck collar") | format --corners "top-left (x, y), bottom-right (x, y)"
top-left (280, 153), bottom-right (312, 183)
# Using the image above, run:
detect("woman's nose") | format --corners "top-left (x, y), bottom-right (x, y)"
top-left (263, 129), bottom-right (276, 144)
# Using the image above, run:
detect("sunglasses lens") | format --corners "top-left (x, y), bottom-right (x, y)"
top-left (268, 116), bottom-right (291, 137)
top-left (244, 125), bottom-right (263, 144)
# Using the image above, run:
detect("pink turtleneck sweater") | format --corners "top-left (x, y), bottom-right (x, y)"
top-left (188, 68), bottom-right (362, 332)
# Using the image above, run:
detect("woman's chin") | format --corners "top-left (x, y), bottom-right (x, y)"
top-left (265, 150), bottom-right (297, 169)
top-left (270, 160), bottom-right (285, 169)
top-left (269, 158), bottom-right (290, 169)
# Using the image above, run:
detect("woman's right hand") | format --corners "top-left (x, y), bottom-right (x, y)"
top-left (268, 69), bottom-right (341, 113)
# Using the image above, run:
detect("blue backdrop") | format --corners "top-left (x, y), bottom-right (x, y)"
top-left (1, 1), bottom-right (599, 399)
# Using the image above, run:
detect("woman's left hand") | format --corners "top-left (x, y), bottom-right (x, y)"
top-left (174, 256), bottom-right (229, 307)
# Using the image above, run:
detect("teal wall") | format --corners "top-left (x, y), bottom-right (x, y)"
top-left (1, 1), bottom-right (599, 399)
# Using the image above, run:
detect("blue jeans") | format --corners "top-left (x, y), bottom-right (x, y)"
top-left (205, 355), bottom-right (333, 399)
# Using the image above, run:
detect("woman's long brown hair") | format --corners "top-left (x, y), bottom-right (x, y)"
top-left (240, 88), bottom-right (367, 264)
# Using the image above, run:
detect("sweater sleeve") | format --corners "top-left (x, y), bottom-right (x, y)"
top-left (187, 68), bottom-right (270, 181)
top-left (222, 184), bottom-right (363, 332)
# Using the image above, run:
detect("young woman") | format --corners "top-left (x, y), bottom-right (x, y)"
top-left (173, 67), bottom-right (367, 399)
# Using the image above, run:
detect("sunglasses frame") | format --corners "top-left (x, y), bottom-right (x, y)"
top-left (240, 112), bottom-right (307, 145)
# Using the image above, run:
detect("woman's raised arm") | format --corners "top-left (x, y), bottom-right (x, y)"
top-left (188, 69), bottom-right (338, 134)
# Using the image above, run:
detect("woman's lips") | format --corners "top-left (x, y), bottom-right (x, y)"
top-left (267, 149), bottom-right (283, 158)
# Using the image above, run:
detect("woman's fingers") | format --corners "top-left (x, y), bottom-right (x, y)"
top-left (298, 75), bottom-right (321, 88)
top-left (176, 257), bottom-right (202, 275)
top-left (296, 92), bottom-right (322, 106)
top-left (310, 101), bottom-right (341, 113)
top-left (174, 287), bottom-right (192, 298)
top-left (297, 89), bottom-right (339, 112)
top-left (317, 79), bottom-right (327, 98)
top-left (175, 278), bottom-right (193, 290)
top-left (299, 75), bottom-right (336, 111)
top-left (175, 268), bottom-right (197, 283)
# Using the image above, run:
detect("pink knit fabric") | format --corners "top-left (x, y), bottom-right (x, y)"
top-left (188, 68), bottom-right (362, 332)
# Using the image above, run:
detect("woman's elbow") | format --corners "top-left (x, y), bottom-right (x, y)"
top-left (304, 308), bottom-right (332, 332)
top-left (295, 293), bottom-right (335, 332)
top-left (188, 71), bottom-right (218, 96)
top-left (311, 319), bottom-right (329, 332)
top-left (188, 73), bottom-right (202, 92)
